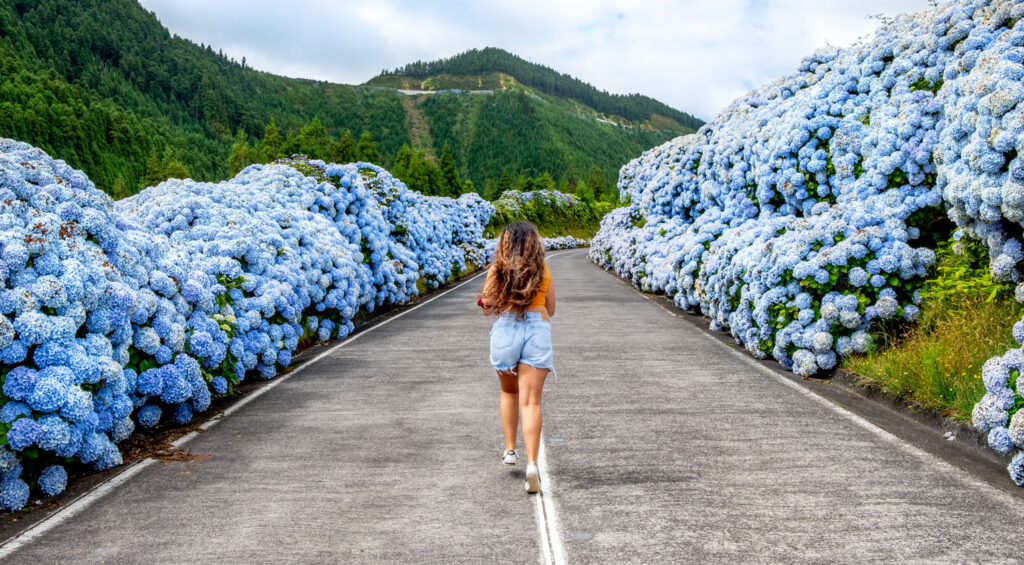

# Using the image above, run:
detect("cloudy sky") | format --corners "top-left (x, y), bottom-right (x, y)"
top-left (138, 0), bottom-right (932, 121)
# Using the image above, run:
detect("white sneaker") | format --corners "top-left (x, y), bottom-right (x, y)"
top-left (525, 462), bottom-right (541, 494)
top-left (502, 449), bottom-right (518, 465)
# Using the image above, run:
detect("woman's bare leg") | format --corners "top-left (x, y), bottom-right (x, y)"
top-left (518, 363), bottom-right (548, 463)
top-left (497, 370), bottom-right (519, 452)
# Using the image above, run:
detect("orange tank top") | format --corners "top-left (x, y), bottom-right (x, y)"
top-left (528, 265), bottom-right (551, 309)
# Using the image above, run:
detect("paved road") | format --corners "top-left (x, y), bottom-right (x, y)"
top-left (3, 249), bottom-right (1024, 564)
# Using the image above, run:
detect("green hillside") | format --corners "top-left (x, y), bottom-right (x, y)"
top-left (0, 0), bottom-right (703, 198)
top-left (415, 88), bottom-right (680, 194)
top-left (373, 47), bottom-right (703, 132)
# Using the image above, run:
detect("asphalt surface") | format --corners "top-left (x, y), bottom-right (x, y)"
top-left (3, 248), bottom-right (1024, 564)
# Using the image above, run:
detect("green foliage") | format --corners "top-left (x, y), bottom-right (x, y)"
top-left (392, 144), bottom-right (413, 178)
top-left (144, 148), bottom-right (190, 187)
top-left (379, 47), bottom-right (704, 130)
top-left (843, 235), bottom-right (1024, 420)
top-left (419, 91), bottom-right (673, 192)
top-left (921, 236), bottom-right (1013, 305)
top-left (402, 150), bottom-right (445, 196)
top-left (487, 189), bottom-right (611, 239)
top-left (261, 119), bottom-right (283, 162)
top-left (328, 130), bottom-right (357, 164)
top-left (285, 118), bottom-right (330, 158)
top-left (909, 77), bottom-right (944, 93)
top-left (574, 180), bottom-right (595, 205)
top-left (228, 129), bottom-right (256, 174)
top-left (0, 0), bottom-right (701, 200)
top-left (586, 166), bottom-right (609, 201)
top-left (0, 0), bottom-right (409, 194)
top-left (438, 143), bottom-right (460, 196)
top-left (356, 131), bottom-right (380, 164)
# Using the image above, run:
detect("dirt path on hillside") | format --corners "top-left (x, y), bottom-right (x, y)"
top-left (402, 95), bottom-right (435, 162)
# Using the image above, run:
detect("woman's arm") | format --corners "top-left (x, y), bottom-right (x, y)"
top-left (545, 279), bottom-right (556, 317)
top-left (480, 268), bottom-right (495, 316)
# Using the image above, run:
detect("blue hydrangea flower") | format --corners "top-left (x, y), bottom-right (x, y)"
top-left (173, 403), bottom-right (193, 425)
top-left (0, 401), bottom-right (31, 424)
top-left (1009, 451), bottom-right (1024, 487)
top-left (211, 376), bottom-right (228, 395)
top-left (3, 366), bottom-right (37, 401)
top-left (37, 464), bottom-right (67, 497)
top-left (0, 477), bottom-right (29, 511)
top-left (136, 404), bottom-right (162, 428)
top-left (7, 417), bottom-right (41, 451)
top-left (988, 426), bottom-right (1015, 455)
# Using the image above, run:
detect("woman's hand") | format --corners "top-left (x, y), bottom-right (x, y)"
top-left (480, 267), bottom-right (496, 316)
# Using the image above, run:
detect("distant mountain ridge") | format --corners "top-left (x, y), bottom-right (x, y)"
top-left (0, 1), bottom-right (703, 197)
top-left (369, 47), bottom-right (703, 132)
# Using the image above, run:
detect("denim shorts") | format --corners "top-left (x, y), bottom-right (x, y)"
top-left (489, 312), bottom-right (554, 372)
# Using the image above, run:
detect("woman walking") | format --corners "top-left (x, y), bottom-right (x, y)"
top-left (479, 221), bottom-right (556, 494)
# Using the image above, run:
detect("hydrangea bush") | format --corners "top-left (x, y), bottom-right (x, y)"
top-left (0, 140), bottom-right (494, 510)
top-left (483, 235), bottom-right (589, 263)
top-left (488, 189), bottom-right (609, 238)
top-left (589, 0), bottom-right (1024, 483)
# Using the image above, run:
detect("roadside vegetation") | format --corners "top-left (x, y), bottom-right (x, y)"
top-left (843, 236), bottom-right (1023, 420)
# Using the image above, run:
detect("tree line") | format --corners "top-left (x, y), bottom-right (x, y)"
top-left (383, 47), bottom-right (705, 130)
top-left (0, 0), bottom-right (409, 193)
top-left (0, 0), bottom-right (668, 201)
top-left (227, 116), bottom-right (621, 202)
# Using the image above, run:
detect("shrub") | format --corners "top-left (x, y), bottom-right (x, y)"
top-left (589, 0), bottom-right (1024, 482)
top-left (0, 139), bottom-right (494, 509)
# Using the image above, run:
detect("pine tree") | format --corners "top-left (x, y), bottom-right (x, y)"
top-left (586, 166), bottom-right (607, 200)
top-left (535, 172), bottom-right (556, 192)
top-left (228, 129), bottom-right (253, 174)
top-left (392, 144), bottom-right (413, 178)
top-left (297, 118), bottom-right (329, 159)
top-left (262, 118), bottom-right (283, 162)
top-left (144, 148), bottom-right (164, 187)
top-left (494, 169), bottom-right (514, 199)
top-left (112, 176), bottom-right (131, 200)
top-left (575, 180), bottom-right (595, 204)
top-left (161, 149), bottom-right (189, 180)
top-left (516, 175), bottom-right (537, 192)
top-left (483, 179), bottom-right (498, 200)
top-left (462, 179), bottom-right (476, 195)
top-left (407, 152), bottom-right (435, 194)
top-left (439, 143), bottom-right (460, 196)
top-left (330, 130), bottom-right (357, 163)
top-left (357, 131), bottom-right (380, 164)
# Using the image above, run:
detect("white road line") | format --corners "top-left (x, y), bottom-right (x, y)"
top-left (607, 266), bottom-right (1024, 513)
top-left (533, 250), bottom-right (571, 565)
top-left (536, 433), bottom-right (567, 565)
top-left (0, 267), bottom-right (490, 560)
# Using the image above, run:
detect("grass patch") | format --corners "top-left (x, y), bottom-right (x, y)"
top-left (842, 237), bottom-right (1023, 420)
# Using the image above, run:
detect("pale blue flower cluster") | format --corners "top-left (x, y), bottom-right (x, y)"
top-left (483, 235), bottom-right (590, 263)
top-left (589, 0), bottom-right (1024, 483)
top-left (0, 140), bottom-right (493, 509)
top-left (543, 236), bottom-right (589, 250)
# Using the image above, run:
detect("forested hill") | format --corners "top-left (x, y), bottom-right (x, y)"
top-left (0, 0), bottom-right (409, 195)
top-left (0, 0), bottom-right (702, 199)
top-left (372, 47), bottom-right (704, 132)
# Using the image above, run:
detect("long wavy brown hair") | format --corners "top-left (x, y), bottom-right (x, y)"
top-left (482, 221), bottom-right (546, 315)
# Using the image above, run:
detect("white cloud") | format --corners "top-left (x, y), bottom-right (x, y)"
top-left (138, 0), bottom-right (932, 120)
